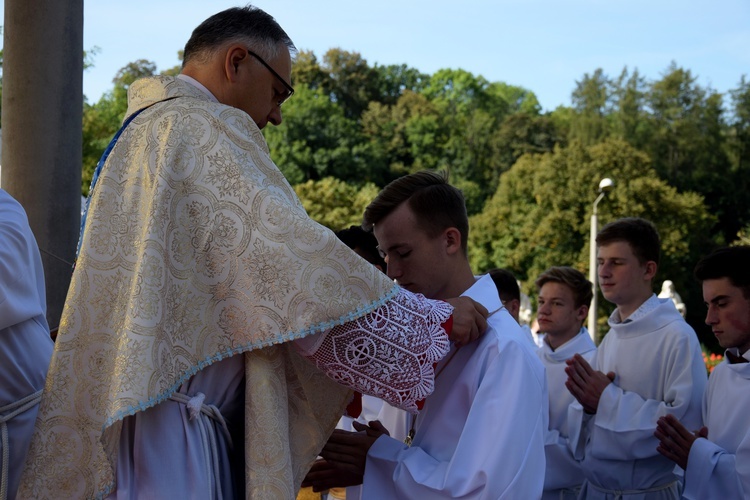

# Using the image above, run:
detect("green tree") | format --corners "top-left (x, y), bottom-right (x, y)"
top-left (493, 112), bottom-right (562, 179)
top-left (293, 177), bottom-right (379, 230)
top-left (320, 48), bottom-right (381, 119)
top-left (725, 76), bottom-right (750, 238)
top-left (372, 63), bottom-right (429, 105)
top-left (293, 50), bottom-right (329, 90)
top-left (469, 139), bottom-right (714, 337)
top-left (265, 84), bottom-right (385, 185)
top-left (610, 67), bottom-right (649, 147)
top-left (645, 63), bottom-right (732, 240)
top-left (569, 68), bottom-right (612, 145)
top-left (728, 76), bottom-right (750, 170)
top-left (361, 89), bottom-right (445, 179)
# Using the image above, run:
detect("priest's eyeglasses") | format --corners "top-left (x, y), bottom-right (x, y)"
top-left (246, 48), bottom-right (295, 107)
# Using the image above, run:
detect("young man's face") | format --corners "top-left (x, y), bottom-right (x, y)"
top-left (537, 282), bottom-right (587, 340)
top-left (703, 277), bottom-right (750, 354)
top-left (597, 241), bottom-right (655, 313)
top-left (373, 202), bottom-right (454, 300)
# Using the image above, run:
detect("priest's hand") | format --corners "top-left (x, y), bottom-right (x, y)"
top-left (301, 458), bottom-right (363, 492)
top-left (564, 353), bottom-right (615, 414)
top-left (654, 414), bottom-right (707, 470)
top-left (444, 296), bottom-right (488, 347)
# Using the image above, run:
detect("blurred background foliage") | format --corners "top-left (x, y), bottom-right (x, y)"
top-left (79, 47), bottom-right (750, 351)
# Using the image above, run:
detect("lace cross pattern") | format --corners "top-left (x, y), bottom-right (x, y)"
top-left (305, 288), bottom-right (452, 414)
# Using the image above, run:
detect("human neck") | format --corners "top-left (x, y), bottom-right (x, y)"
top-left (432, 265), bottom-right (477, 301)
top-left (615, 289), bottom-right (653, 320)
top-left (545, 327), bottom-right (580, 351)
top-left (181, 65), bottom-right (226, 104)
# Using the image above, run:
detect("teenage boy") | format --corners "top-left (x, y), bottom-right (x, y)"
top-left (304, 171), bottom-right (547, 498)
top-left (655, 245), bottom-right (750, 499)
top-left (535, 266), bottom-right (596, 499)
top-left (488, 267), bottom-right (537, 346)
top-left (565, 217), bottom-right (707, 499)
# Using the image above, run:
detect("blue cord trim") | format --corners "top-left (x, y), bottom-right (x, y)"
top-left (76, 108), bottom-right (148, 264)
top-left (100, 283), bottom-right (398, 431)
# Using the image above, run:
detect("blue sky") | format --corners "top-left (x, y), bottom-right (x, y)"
top-left (5, 0), bottom-right (750, 112)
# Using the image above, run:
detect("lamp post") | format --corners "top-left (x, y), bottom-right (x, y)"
top-left (587, 178), bottom-right (614, 342)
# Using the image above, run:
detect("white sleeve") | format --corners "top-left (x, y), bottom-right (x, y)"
top-left (294, 287), bottom-right (452, 413)
top-left (0, 197), bottom-right (47, 329)
top-left (586, 339), bottom-right (705, 461)
top-left (682, 436), bottom-right (750, 499)
top-left (362, 343), bottom-right (546, 499)
top-left (544, 428), bottom-right (585, 490)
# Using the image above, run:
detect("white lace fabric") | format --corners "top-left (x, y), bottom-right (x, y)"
top-left (303, 288), bottom-right (453, 414)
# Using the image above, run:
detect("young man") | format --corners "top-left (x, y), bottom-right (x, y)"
top-left (305, 171), bottom-right (548, 498)
top-left (655, 245), bottom-right (750, 499)
top-left (565, 217), bottom-right (707, 499)
top-left (535, 266), bottom-right (596, 500)
top-left (18, 8), bottom-right (487, 499)
top-left (488, 267), bottom-right (537, 346)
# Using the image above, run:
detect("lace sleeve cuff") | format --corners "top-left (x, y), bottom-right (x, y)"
top-left (302, 288), bottom-right (452, 413)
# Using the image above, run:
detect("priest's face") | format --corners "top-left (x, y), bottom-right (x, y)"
top-left (232, 44), bottom-right (292, 129)
top-left (536, 281), bottom-right (587, 343)
top-left (703, 277), bottom-right (750, 354)
top-left (373, 202), bottom-right (455, 300)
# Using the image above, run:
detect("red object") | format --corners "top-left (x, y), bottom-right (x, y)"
top-left (346, 391), bottom-right (363, 418)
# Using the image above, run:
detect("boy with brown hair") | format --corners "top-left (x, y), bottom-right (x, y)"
top-left (305, 171), bottom-right (547, 498)
top-left (655, 245), bottom-right (750, 499)
top-left (565, 217), bottom-right (707, 499)
top-left (535, 266), bottom-right (596, 499)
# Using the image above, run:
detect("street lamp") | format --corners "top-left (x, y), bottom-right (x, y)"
top-left (587, 178), bottom-right (614, 342)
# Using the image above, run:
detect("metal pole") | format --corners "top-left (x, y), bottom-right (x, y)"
top-left (587, 192), bottom-right (604, 342)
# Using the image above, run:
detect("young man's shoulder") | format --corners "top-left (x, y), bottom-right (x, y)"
top-left (709, 357), bottom-right (750, 381)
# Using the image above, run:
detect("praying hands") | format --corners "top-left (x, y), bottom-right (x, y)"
top-left (564, 353), bottom-right (615, 414)
top-left (654, 414), bottom-right (708, 470)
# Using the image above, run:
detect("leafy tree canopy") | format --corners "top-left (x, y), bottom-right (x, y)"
top-left (469, 139), bottom-right (714, 337)
top-left (293, 177), bottom-right (379, 231)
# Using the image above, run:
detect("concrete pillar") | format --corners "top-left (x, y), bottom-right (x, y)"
top-left (2, 0), bottom-right (83, 331)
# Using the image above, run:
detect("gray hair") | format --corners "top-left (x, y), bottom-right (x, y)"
top-left (182, 5), bottom-right (296, 67)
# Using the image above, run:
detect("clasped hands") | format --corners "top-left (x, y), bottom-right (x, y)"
top-left (564, 353), bottom-right (615, 414)
top-left (654, 414), bottom-right (707, 470)
top-left (302, 420), bottom-right (389, 492)
top-left (565, 354), bottom-right (707, 470)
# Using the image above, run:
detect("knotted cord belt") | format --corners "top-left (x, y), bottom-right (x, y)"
top-left (587, 479), bottom-right (677, 499)
top-left (1, 389), bottom-right (43, 500)
top-left (168, 392), bottom-right (234, 500)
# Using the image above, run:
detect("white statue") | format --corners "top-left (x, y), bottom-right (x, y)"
top-left (518, 280), bottom-right (533, 326)
top-left (658, 280), bottom-right (686, 317)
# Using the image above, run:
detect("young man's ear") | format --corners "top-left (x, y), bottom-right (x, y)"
top-left (576, 305), bottom-right (589, 322)
top-left (444, 227), bottom-right (462, 255)
top-left (506, 298), bottom-right (521, 321)
top-left (644, 261), bottom-right (658, 281)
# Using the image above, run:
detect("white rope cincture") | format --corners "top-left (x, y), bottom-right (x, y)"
top-left (0, 389), bottom-right (43, 500)
top-left (168, 392), bottom-right (234, 500)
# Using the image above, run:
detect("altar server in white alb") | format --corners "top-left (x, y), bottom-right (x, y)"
top-left (304, 171), bottom-right (548, 499)
top-left (0, 188), bottom-right (54, 500)
top-left (534, 266), bottom-right (596, 500)
top-left (17, 7), bottom-right (489, 499)
top-left (565, 217), bottom-right (707, 499)
top-left (655, 245), bottom-right (750, 499)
